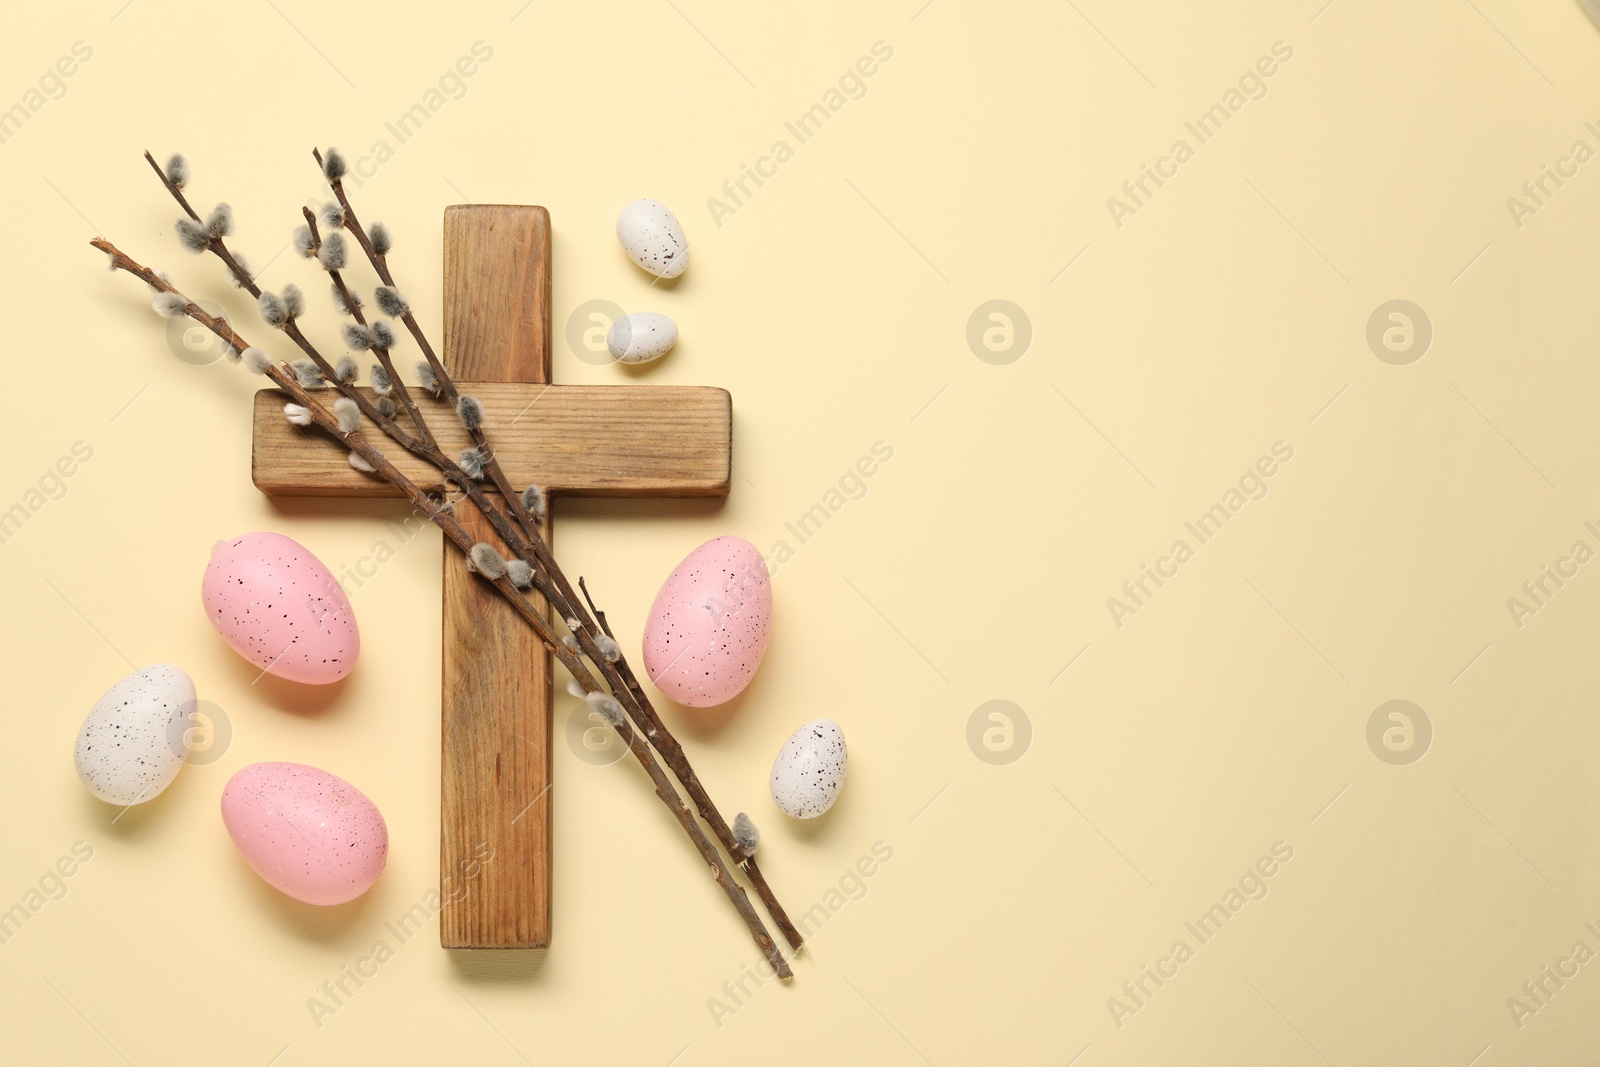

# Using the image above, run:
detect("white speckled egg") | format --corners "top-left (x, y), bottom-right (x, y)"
top-left (74, 664), bottom-right (195, 806)
top-left (607, 312), bottom-right (677, 364)
top-left (770, 719), bottom-right (847, 819)
top-left (616, 199), bottom-right (688, 279)
top-left (202, 533), bottom-right (358, 684)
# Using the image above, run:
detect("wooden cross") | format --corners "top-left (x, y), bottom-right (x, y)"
top-left (249, 205), bottom-right (731, 948)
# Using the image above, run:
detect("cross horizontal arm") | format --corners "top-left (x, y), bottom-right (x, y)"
top-left (251, 383), bottom-right (731, 497)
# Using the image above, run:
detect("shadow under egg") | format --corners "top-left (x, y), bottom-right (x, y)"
top-left (218, 650), bottom-right (351, 717)
top-left (225, 849), bottom-right (382, 946)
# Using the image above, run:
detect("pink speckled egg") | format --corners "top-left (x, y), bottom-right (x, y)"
top-left (202, 533), bottom-right (358, 684)
top-left (221, 762), bottom-right (387, 906)
top-left (642, 536), bottom-right (771, 707)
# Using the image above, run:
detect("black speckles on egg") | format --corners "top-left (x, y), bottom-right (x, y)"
top-left (615, 199), bottom-right (690, 280)
top-left (74, 664), bottom-right (195, 806)
top-left (201, 532), bottom-right (360, 685)
top-left (641, 537), bottom-right (771, 708)
top-left (219, 761), bottom-right (388, 905)
top-left (769, 719), bottom-right (847, 819)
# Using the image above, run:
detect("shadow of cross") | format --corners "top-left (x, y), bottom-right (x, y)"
top-left (249, 205), bottom-right (731, 948)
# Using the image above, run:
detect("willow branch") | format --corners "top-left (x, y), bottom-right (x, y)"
top-left (577, 576), bottom-right (802, 948)
top-left (303, 206), bottom-right (437, 452)
top-left (144, 151), bottom-right (426, 459)
top-left (140, 155), bottom-right (545, 590)
top-left (143, 150), bottom-right (201, 222)
top-left (314, 151), bottom-right (530, 529)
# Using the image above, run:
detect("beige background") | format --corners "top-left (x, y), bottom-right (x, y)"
top-left (4, 0), bottom-right (1600, 1063)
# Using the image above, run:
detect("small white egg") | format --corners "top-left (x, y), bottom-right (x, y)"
top-left (607, 312), bottom-right (678, 364)
top-left (74, 664), bottom-right (196, 806)
top-left (770, 719), bottom-right (847, 819)
top-left (616, 199), bottom-right (688, 279)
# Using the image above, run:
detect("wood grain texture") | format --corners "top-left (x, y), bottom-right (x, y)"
top-left (440, 205), bottom-right (552, 950)
top-left (250, 384), bottom-right (732, 497)
top-left (443, 205), bottom-right (552, 384)
top-left (440, 502), bottom-right (553, 948)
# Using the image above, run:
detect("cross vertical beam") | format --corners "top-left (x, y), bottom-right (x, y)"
top-left (439, 205), bottom-right (551, 948)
